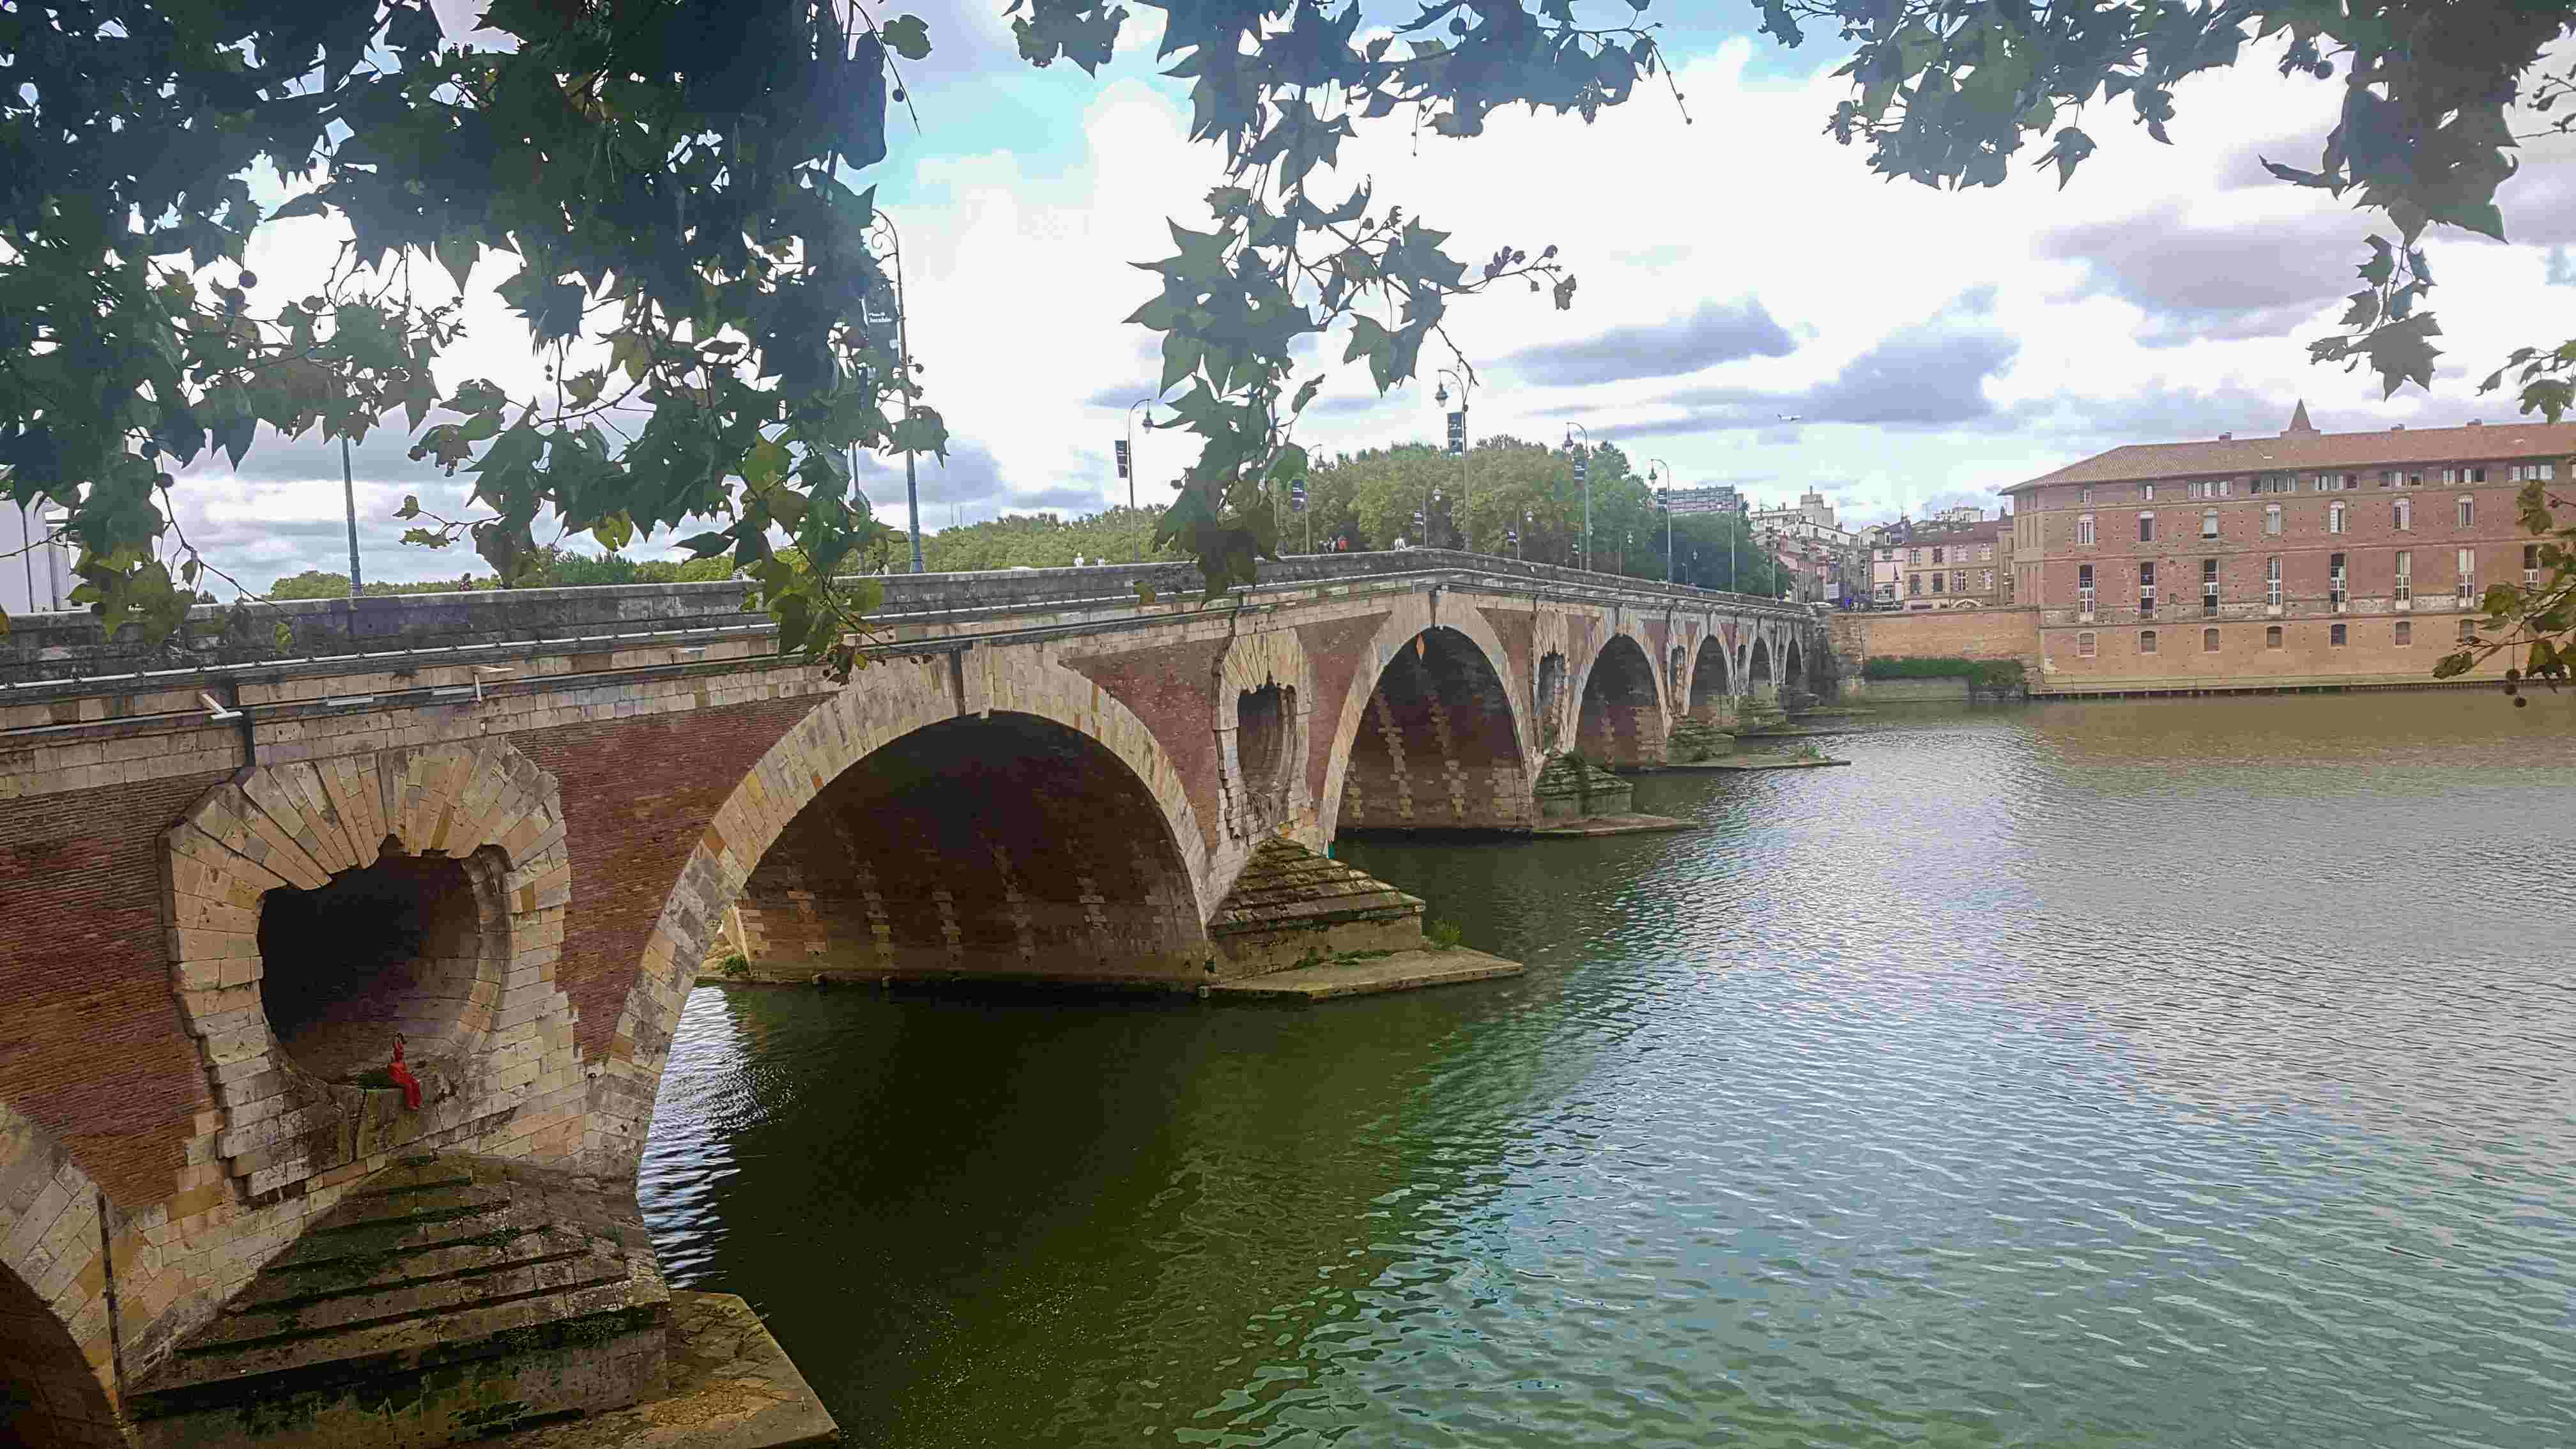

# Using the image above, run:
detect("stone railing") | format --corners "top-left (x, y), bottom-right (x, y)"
top-left (1, 548), bottom-right (1809, 690)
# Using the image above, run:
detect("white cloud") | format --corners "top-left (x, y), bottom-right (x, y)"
top-left (163, 22), bottom-right (2576, 588)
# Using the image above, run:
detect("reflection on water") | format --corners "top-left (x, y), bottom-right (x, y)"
top-left (642, 691), bottom-right (2576, 1448)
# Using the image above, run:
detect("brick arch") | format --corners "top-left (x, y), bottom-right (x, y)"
top-left (1685, 626), bottom-right (1736, 717)
top-left (162, 740), bottom-right (582, 1199)
top-left (1319, 597), bottom-right (1533, 839)
top-left (0, 1100), bottom-right (121, 1448)
top-left (1213, 626), bottom-right (1317, 844)
top-left (1571, 628), bottom-right (1667, 766)
top-left (590, 650), bottom-right (1210, 1172)
top-left (1747, 633), bottom-right (1777, 695)
top-left (1566, 616), bottom-right (1670, 730)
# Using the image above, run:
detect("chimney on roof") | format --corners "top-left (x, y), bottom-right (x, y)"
top-left (2392, 424), bottom-right (2405, 431)
top-left (2284, 400), bottom-right (2317, 436)
top-left (2218, 432), bottom-right (2232, 441)
top-left (2467, 419), bottom-right (2483, 426)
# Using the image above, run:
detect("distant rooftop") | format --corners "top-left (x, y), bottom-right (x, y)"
top-left (2005, 402), bottom-right (2576, 493)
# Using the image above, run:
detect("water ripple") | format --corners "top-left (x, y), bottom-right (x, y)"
top-left (641, 693), bottom-right (2576, 1448)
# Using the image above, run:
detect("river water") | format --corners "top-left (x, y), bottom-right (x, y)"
top-left (640, 692), bottom-right (2576, 1448)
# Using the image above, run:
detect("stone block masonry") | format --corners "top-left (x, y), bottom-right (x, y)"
top-left (1, 553), bottom-right (1823, 1446)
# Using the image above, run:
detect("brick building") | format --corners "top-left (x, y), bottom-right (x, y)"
top-left (1874, 507), bottom-right (2013, 610)
top-left (2004, 403), bottom-right (2575, 688)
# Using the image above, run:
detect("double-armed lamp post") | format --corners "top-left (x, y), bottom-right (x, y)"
top-left (867, 211), bottom-right (924, 573)
top-left (1646, 457), bottom-right (1674, 584)
top-left (1121, 397), bottom-right (1154, 562)
top-left (1563, 422), bottom-right (1591, 572)
top-left (1435, 368), bottom-right (1473, 550)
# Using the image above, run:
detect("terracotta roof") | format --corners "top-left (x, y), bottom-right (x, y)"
top-left (2004, 418), bottom-right (2576, 493)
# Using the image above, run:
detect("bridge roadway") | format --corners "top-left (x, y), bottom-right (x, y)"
top-left (0, 548), bottom-right (1824, 1446)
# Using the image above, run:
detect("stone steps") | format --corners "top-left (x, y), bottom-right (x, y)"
top-left (1206, 838), bottom-right (1425, 978)
top-left (128, 1153), bottom-right (670, 1449)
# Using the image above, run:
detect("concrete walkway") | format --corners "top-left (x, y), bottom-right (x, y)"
top-left (503, 1292), bottom-right (838, 1449)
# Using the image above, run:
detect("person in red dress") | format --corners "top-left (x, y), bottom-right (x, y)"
top-left (388, 1033), bottom-right (422, 1112)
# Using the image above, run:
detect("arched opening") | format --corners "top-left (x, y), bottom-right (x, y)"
top-left (732, 712), bottom-right (1204, 983)
top-left (1536, 651), bottom-right (1568, 754)
top-left (1338, 627), bottom-right (1528, 833)
top-left (1783, 639), bottom-right (1807, 701)
top-left (1748, 637), bottom-right (1775, 698)
top-left (1, 1261), bottom-right (116, 1447)
top-left (1575, 635), bottom-right (1664, 766)
top-left (1667, 644), bottom-right (1686, 700)
top-left (256, 848), bottom-right (503, 1085)
top-left (1688, 636), bottom-right (1733, 718)
top-left (1233, 683), bottom-right (1292, 805)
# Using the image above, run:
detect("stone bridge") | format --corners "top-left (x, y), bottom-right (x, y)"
top-left (0, 548), bottom-right (1823, 1446)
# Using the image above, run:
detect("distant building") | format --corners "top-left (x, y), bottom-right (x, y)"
top-left (1874, 509), bottom-right (2013, 610)
top-left (2, 493), bottom-right (73, 617)
top-left (1749, 489), bottom-right (1860, 606)
top-left (2003, 402), bottom-right (2576, 688)
top-left (1664, 484), bottom-right (1747, 518)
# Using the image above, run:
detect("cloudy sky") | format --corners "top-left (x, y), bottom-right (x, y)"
top-left (168, 3), bottom-right (2576, 590)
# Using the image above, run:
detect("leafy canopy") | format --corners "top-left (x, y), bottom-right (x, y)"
top-left (0, 0), bottom-right (1681, 669)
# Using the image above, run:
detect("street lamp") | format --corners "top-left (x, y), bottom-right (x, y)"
top-left (1646, 457), bottom-right (1674, 585)
top-left (1564, 422), bottom-right (1591, 572)
top-left (868, 211), bottom-right (924, 573)
top-left (1436, 368), bottom-right (1474, 550)
top-left (1124, 397), bottom-right (1153, 562)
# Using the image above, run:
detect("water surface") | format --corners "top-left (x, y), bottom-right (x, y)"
top-left (642, 691), bottom-right (2576, 1448)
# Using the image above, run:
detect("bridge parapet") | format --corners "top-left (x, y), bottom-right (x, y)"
top-left (3, 548), bottom-right (1811, 696)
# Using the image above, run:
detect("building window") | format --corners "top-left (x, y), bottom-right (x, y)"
top-left (2457, 548), bottom-right (2476, 604)
top-left (1931, 546), bottom-right (1945, 564)
top-left (2203, 627), bottom-right (2221, 652)
top-left (2201, 508), bottom-right (2220, 539)
top-left (2076, 514), bottom-right (2096, 546)
top-left (2511, 462), bottom-right (2557, 482)
top-left (2395, 497), bottom-right (2412, 531)
top-left (2080, 487), bottom-right (2094, 503)
top-left (2138, 560), bottom-right (2157, 617)
top-left (1954, 569), bottom-right (1968, 593)
top-left (2382, 470), bottom-right (2401, 487)
top-left (2266, 625), bottom-right (2284, 648)
top-left (1979, 544), bottom-right (1993, 562)
top-left (1908, 574), bottom-right (1923, 595)
top-left (2076, 631), bottom-right (2097, 658)
top-left (2330, 622), bottom-right (2347, 647)
top-left (2395, 549), bottom-right (2412, 603)
top-left (2265, 504), bottom-right (2282, 535)
top-left (2202, 557), bottom-right (2220, 615)
top-left (1981, 569), bottom-right (1995, 594)
top-left (1931, 572), bottom-right (1945, 594)
top-left (2266, 555), bottom-right (2282, 609)
top-left (2078, 563), bottom-right (2096, 615)
top-left (2395, 620), bottom-right (2412, 646)
top-left (2140, 629), bottom-right (2158, 654)
top-left (2458, 618), bottom-right (2478, 643)
top-left (2138, 512), bottom-right (2157, 543)
top-left (2329, 502), bottom-right (2347, 534)
top-left (2457, 495), bottom-right (2475, 527)
top-left (2002, 570), bottom-right (2016, 604)
top-left (2329, 552), bottom-right (2347, 611)
top-left (2527, 544), bottom-right (2542, 587)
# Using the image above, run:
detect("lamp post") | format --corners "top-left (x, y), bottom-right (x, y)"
top-left (1124, 397), bottom-right (1153, 562)
top-left (1436, 368), bottom-right (1474, 550)
top-left (868, 211), bottom-right (924, 573)
top-left (1564, 422), bottom-right (1590, 572)
top-left (1646, 457), bottom-right (1673, 585)
top-left (340, 434), bottom-right (363, 594)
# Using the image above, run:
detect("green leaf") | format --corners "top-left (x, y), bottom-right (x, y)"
top-left (882, 15), bottom-right (933, 61)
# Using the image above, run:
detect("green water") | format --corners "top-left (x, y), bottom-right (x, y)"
top-left (641, 691), bottom-right (2576, 1448)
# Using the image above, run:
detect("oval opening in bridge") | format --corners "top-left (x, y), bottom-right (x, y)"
top-left (1236, 684), bottom-right (1291, 793)
top-left (256, 851), bottom-right (495, 1086)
